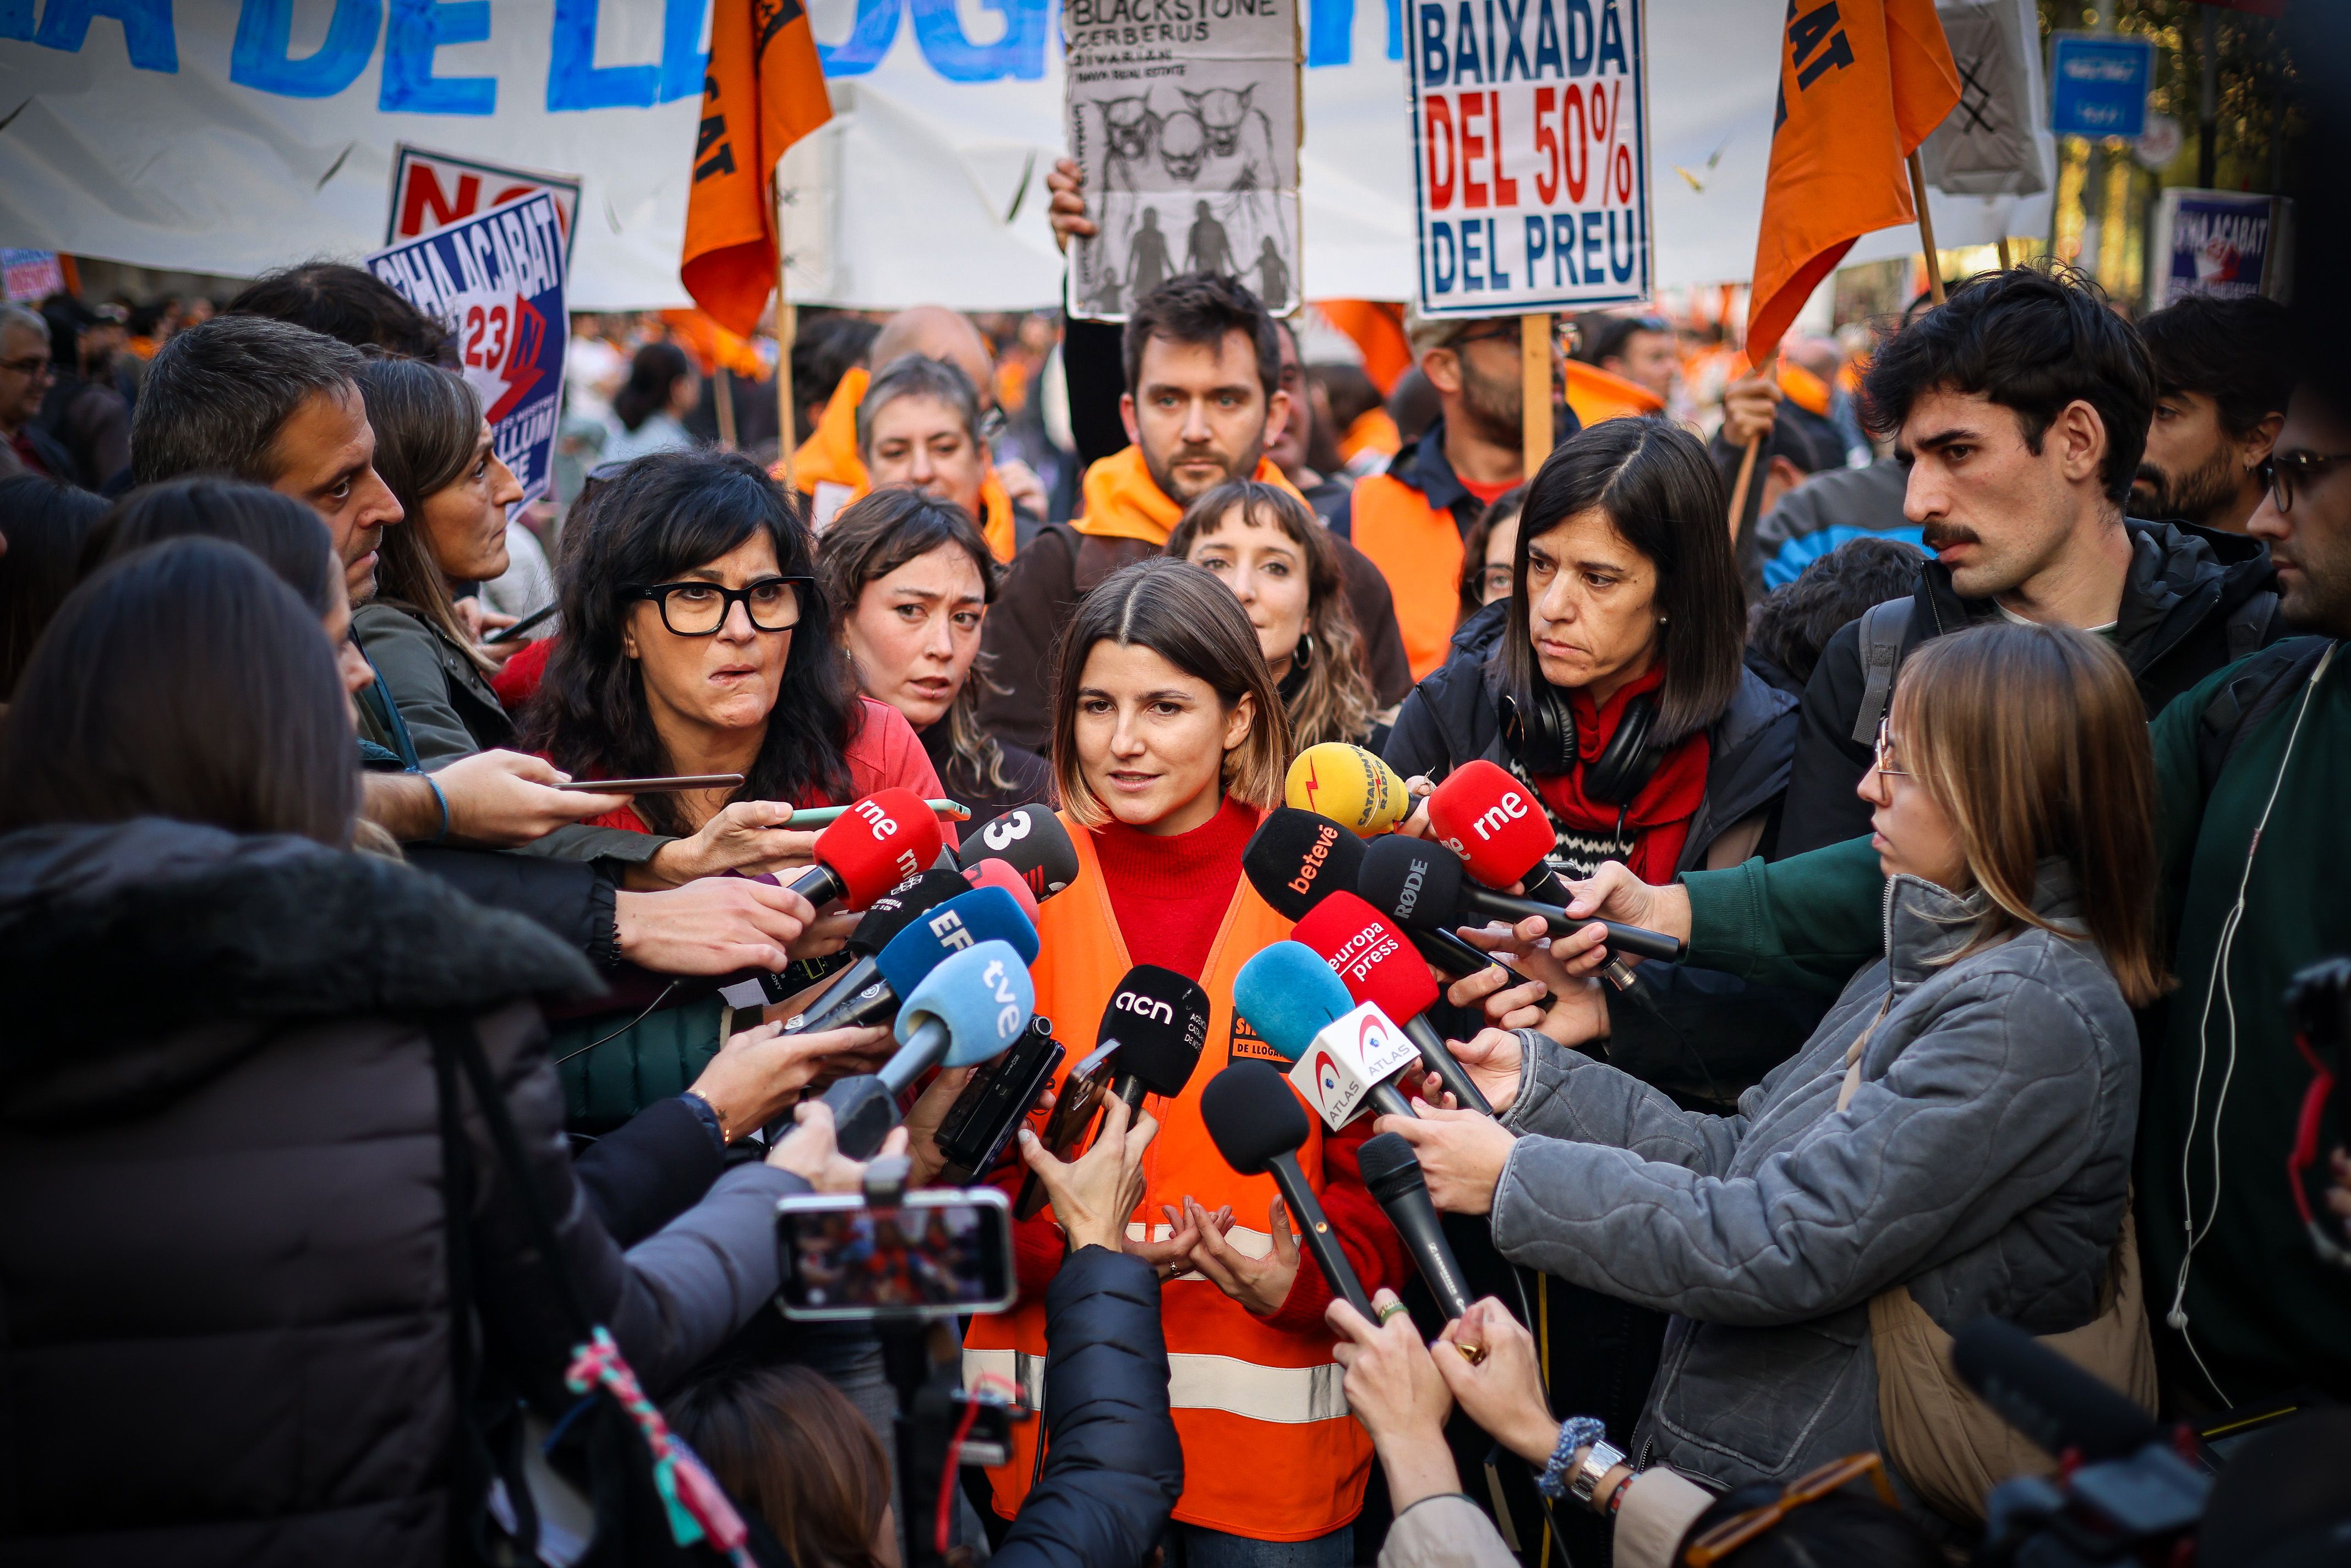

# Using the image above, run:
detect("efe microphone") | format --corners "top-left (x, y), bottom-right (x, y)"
top-left (818, 938), bottom-right (1038, 1158)
top-left (1293, 892), bottom-right (1492, 1116)
top-left (1357, 1133), bottom-right (1477, 1328)
top-left (1200, 1061), bottom-right (1376, 1319)
top-left (788, 886), bottom-right (1038, 1035)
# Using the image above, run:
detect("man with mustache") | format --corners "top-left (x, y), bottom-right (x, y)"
top-left (1775, 267), bottom-right (2286, 854)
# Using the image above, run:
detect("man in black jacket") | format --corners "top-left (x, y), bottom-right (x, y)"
top-left (1778, 267), bottom-right (2283, 855)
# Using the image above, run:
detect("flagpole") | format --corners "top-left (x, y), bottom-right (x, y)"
top-left (1906, 150), bottom-right (1946, 305)
top-left (1519, 314), bottom-right (1553, 476)
top-left (1723, 352), bottom-right (1776, 543)
top-left (774, 177), bottom-right (797, 495)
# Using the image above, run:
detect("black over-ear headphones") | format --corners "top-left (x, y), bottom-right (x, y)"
top-left (1499, 684), bottom-right (1670, 805)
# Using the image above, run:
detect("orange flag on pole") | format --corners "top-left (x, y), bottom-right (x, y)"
top-left (681, 0), bottom-right (832, 336)
top-left (1745, 0), bottom-right (1959, 364)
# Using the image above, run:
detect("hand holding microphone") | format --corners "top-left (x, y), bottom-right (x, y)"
top-left (817, 938), bottom-right (1037, 1158)
top-left (1359, 836), bottom-right (1686, 985)
top-left (780, 787), bottom-right (947, 910)
top-left (1358, 1132), bottom-right (1477, 1330)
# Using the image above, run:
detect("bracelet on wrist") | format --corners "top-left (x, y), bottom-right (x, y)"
top-left (423, 773), bottom-right (451, 844)
top-left (1537, 1417), bottom-right (1606, 1501)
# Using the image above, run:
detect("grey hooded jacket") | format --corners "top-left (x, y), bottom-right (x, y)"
top-left (1486, 863), bottom-right (2139, 1501)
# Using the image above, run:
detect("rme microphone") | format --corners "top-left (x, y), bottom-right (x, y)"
top-left (1425, 760), bottom-right (1574, 906)
top-left (1360, 835), bottom-right (1687, 964)
top-left (1234, 942), bottom-right (1420, 1126)
top-left (955, 803), bottom-right (1080, 901)
top-left (1284, 742), bottom-right (1410, 838)
top-left (1294, 892), bottom-right (1493, 1116)
top-left (789, 887), bottom-right (1038, 1035)
top-left (818, 938), bottom-right (1037, 1159)
top-left (1358, 1132), bottom-right (1475, 1321)
top-left (726, 867), bottom-right (968, 1014)
top-left (1200, 1061), bottom-right (1376, 1319)
top-left (1101, 964), bottom-right (1212, 1114)
top-left (784, 788), bottom-right (946, 910)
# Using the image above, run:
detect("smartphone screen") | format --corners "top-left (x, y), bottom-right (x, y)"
top-left (777, 1192), bottom-right (1014, 1319)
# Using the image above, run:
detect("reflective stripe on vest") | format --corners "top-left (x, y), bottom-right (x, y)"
top-left (1350, 472), bottom-right (1468, 681)
top-left (965, 1347), bottom-right (1352, 1427)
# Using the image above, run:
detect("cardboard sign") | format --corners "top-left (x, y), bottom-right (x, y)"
top-left (2151, 189), bottom-right (2292, 305)
top-left (1406, 0), bottom-right (1653, 315)
top-left (386, 146), bottom-right (581, 264)
top-left (364, 193), bottom-right (570, 506)
top-left (0, 249), bottom-right (64, 302)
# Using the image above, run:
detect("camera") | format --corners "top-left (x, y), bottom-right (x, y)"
top-left (775, 1179), bottom-right (1015, 1320)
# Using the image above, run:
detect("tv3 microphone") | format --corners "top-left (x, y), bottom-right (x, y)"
top-left (955, 802), bottom-right (1080, 900)
top-left (1358, 1132), bottom-right (1478, 1337)
top-left (819, 938), bottom-right (1037, 1159)
top-left (721, 867), bottom-right (969, 1013)
top-left (1200, 1061), bottom-right (1376, 1319)
top-left (1293, 892), bottom-right (1493, 1116)
top-left (1100, 964), bottom-right (1212, 1114)
top-left (1359, 835), bottom-right (1686, 990)
top-left (789, 886), bottom-right (1038, 1035)
top-left (1284, 743), bottom-right (1410, 838)
top-left (1234, 942), bottom-right (1421, 1126)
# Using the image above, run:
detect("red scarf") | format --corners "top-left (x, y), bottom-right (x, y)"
top-left (1529, 663), bottom-right (1710, 883)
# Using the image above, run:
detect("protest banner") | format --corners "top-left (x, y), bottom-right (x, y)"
top-left (386, 147), bottom-right (582, 263)
top-left (365, 193), bottom-right (569, 506)
top-left (1063, 0), bottom-right (1303, 319)
top-left (2150, 189), bottom-right (2292, 306)
top-left (1, 249), bottom-right (65, 301)
top-left (1404, 0), bottom-right (1653, 316)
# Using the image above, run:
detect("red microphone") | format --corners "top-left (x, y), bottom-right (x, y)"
top-left (962, 856), bottom-right (1041, 925)
top-left (788, 788), bottom-right (945, 908)
top-left (1292, 891), bottom-right (1495, 1116)
top-left (1426, 760), bottom-right (1571, 904)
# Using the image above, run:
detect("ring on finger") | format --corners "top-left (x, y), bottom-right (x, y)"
top-left (1377, 1302), bottom-right (1410, 1325)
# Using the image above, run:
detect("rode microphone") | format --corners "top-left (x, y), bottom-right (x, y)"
top-left (728, 867), bottom-right (970, 1014)
top-left (1425, 760), bottom-right (1573, 905)
top-left (820, 938), bottom-right (1038, 1158)
top-left (784, 788), bottom-right (946, 911)
top-left (1284, 743), bottom-right (1410, 837)
top-left (962, 857), bottom-right (1041, 925)
top-left (1100, 964), bottom-right (1212, 1113)
top-left (1293, 892), bottom-right (1494, 1116)
top-left (955, 803), bottom-right (1080, 901)
top-left (1950, 1317), bottom-right (2162, 1463)
top-left (1234, 943), bottom-right (1420, 1125)
top-left (1200, 1061), bottom-right (1376, 1319)
top-left (789, 886), bottom-right (1038, 1035)
top-left (1359, 835), bottom-right (1686, 966)
top-left (1358, 1132), bottom-right (1475, 1321)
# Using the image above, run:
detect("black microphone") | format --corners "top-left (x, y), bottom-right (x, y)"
top-left (1360, 836), bottom-right (1687, 964)
top-left (1200, 1062), bottom-right (1375, 1319)
top-left (1950, 1317), bottom-right (2162, 1463)
top-left (1357, 1133), bottom-right (1474, 1321)
top-left (1101, 964), bottom-right (1212, 1114)
top-left (769, 868), bottom-right (970, 1019)
top-left (955, 802), bottom-right (1081, 900)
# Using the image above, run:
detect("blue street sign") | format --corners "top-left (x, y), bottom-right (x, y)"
top-left (2049, 33), bottom-right (2155, 140)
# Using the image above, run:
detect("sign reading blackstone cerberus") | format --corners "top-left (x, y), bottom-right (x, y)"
top-left (1407, 0), bottom-right (1652, 315)
top-left (365, 193), bottom-right (568, 507)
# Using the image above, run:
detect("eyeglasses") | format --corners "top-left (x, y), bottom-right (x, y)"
top-left (1872, 718), bottom-right (1908, 779)
top-left (626, 576), bottom-right (810, 636)
top-left (2260, 451), bottom-right (2351, 516)
top-left (0, 356), bottom-right (53, 380)
top-left (1681, 1452), bottom-right (1899, 1567)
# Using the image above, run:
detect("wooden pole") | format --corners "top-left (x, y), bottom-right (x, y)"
top-left (1519, 313), bottom-right (1553, 476)
top-left (1723, 353), bottom-right (1776, 544)
top-left (1996, 236), bottom-right (2015, 270)
top-left (1906, 150), bottom-right (1946, 305)
top-left (773, 177), bottom-right (797, 494)
top-left (714, 365), bottom-right (739, 451)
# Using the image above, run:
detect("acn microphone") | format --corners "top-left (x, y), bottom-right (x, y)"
top-left (1200, 1061), bottom-right (1376, 1319)
top-left (1100, 964), bottom-right (1211, 1114)
top-left (819, 938), bottom-right (1037, 1158)
top-left (1292, 891), bottom-right (1493, 1116)
top-left (1359, 835), bottom-right (1686, 964)
top-left (1358, 1132), bottom-right (1475, 1324)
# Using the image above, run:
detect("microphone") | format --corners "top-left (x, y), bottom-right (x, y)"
top-left (1285, 743), bottom-right (1410, 838)
top-left (1200, 1061), bottom-right (1376, 1319)
top-left (726, 867), bottom-right (969, 1014)
top-left (788, 886), bottom-right (1038, 1035)
top-left (819, 938), bottom-right (1038, 1157)
top-left (1293, 892), bottom-right (1494, 1116)
top-left (1234, 942), bottom-right (1421, 1125)
top-left (961, 856), bottom-right (1042, 924)
top-left (783, 788), bottom-right (947, 910)
top-left (1359, 835), bottom-right (1687, 964)
top-left (1357, 1132), bottom-right (1475, 1321)
top-left (1100, 964), bottom-right (1212, 1113)
top-left (1425, 760), bottom-right (1573, 905)
top-left (955, 803), bottom-right (1080, 901)
top-left (1950, 1317), bottom-right (2161, 1463)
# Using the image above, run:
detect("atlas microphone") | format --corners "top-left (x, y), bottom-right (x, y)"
top-left (1101, 964), bottom-right (1212, 1114)
top-left (788, 886), bottom-right (1039, 1035)
top-left (1293, 892), bottom-right (1494, 1116)
top-left (1285, 743), bottom-right (1410, 838)
top-left (1234, 942), bottom-right (1421, 1126)
top-left (1358, 1132), bottom-right (1476, 1323)
top-left (1200, 1061), bottom-right (1376, 1319)
top-left (723, 867), bottom-right (970, 1014)
top-left (955, 803), bottom-right (1081, 901)
top-left (1425, 760), bottom-right (1574, 906)
top-left (819, 938), bottom-right (1038, 1159)
top-left (1359, 835), bottom-right (1687, 980)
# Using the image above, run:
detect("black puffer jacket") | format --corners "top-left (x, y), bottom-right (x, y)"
top-left (0, 820), bottom-right (813, 1566)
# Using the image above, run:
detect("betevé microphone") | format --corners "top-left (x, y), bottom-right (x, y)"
top-left (1359, 835), bottom-right (1687, 964)
top-left (819, 938), bottom-right (1038, 1158)
top-left (783, 788), bottom-right (947, 910)
top-left (733, 867), bottom-right (969, 1014)
top-left (1285, 743), bottom-right (1410, 838)
top-left (954, 802), bottom-right (1080, 900)
top-left (1425, 760), bottom-right (1573, 905)
top-left (789, 886), bottom-right (1038, 1035)
top-left (1293, 892), bottom-right (1494, 1116)
top-left (1233, 942), bottom-right (1419, 1123)
top-left (1200, 1060), bottom-right (1376, 1319)
top-left (1358, 1132), bottom-right (1475, 1321)
top-left (1100, 964), bottom-right (1212, 1114)
top-left (961, 856), bottom-right (1041, 924)
top-left (1950, 1316), bottom-right (2161, 1463)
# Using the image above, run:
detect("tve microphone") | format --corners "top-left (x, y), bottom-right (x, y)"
top-left (785, 788), bottom-right (947, 911)
top-left (729, 867), bottom-right (970, 1014)
top-left (1359, 835), bottom-right (1687, 964)
top-left (1425, 760), bottom-right (1572, 905)
top-left (819, 938), bottom-right (1037, 1158)
top-left (1100, 964), bottom-right (1211, 1113)
top-left (1358, 1132), bottom-right (1475, 1322)
top-left (1950, 1317), bottom-right (2161, 1463)
top-left (789, 886), bottom-right (1037, 1035)
top-left (955, 803), bottom-right (1080, 900)
top-left (1293, 892), bottom-right (1494, 1116)
top-left (1234, 943), bottom-right (1420, 1125)
top-left (1200, 1061), bottom-right (1376, 1319)
top-left (1285, 743), bottom-right (1409, 838)
top-left (961, 857), bottom-right (1041, 925)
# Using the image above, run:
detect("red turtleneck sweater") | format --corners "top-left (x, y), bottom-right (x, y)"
top-left (1089, 793), bottom-right (1259, 980)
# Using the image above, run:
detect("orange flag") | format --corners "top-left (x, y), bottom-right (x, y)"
top-left (1746, 0), bottom-right (1959, 364)
top-left (682, 0), bottom-right (833, 336)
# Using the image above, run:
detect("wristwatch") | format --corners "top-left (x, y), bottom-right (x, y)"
top-left (1567, 1437), bottom-right (1628, 1513)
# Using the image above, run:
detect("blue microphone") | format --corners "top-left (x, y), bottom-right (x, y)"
top-left (1233, 941), bottom-right (1420, 1123)
top-left (789, 886), bottom-right (1038, 1034)
top-left (820, 938), bottom-right (1037, 1157)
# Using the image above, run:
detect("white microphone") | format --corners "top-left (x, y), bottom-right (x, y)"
top-left (1283, 1000), bottom-right (1423, 1130)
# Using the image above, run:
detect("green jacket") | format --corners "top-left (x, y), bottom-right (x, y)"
top-left (1680, 640), bottom-right (2351, 1409)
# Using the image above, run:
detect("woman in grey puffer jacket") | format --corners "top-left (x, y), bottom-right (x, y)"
top-left (1384, 624), bottom-right (2167, 1516)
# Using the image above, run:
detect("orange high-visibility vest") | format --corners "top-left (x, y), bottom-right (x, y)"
top-left (962, 815), bottom-right (1373, 1541)
top-left (1348, 472), bottom-right (1467, 682)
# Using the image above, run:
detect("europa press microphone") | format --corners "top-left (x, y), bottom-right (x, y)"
top-left (1284, 743), bottom-right (1411, 838)
top-left (1200, 1061), bottom-right (1376, 1319)
top-left (789, 887), bottom-right (1039, 1034)
top-left (724, 867), bottom-right (970, 1014)
top-left (1359, 836), bottom-right (1686, 988)
top-left (1358, 1132), bottom-right (1477, 1329)
top-left (955, 803), bottom-right (1081, 902)
top-left (818, 938), bottom-right (1038, 1158)
top-left (1293, 891), bottom-right (1493, 1115)
top-left (1233, 942), bottom-right (1423, 1125)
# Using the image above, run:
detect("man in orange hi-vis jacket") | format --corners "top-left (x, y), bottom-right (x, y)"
top-left (681, 0), bottom-right (832, 336)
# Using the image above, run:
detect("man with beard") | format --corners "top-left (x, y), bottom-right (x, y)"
top-left (1774, 266), bottom-right (2285, 853)
top-left (1336, 305), bottom-right (1578, 680)
top-left (2134, 294), bottom-right (2293, 534)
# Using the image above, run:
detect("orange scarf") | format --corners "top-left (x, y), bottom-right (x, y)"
top-left (780, 364), bottom-right (1017, 564)
top-left (1071, 446), bottom-right (1302, 547)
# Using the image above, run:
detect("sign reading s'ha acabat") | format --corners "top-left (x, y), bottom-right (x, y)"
top-left (386, 146), bottom-right (582, 264)
top-left (364, 193), bottom-right (568, 506)
top-left (1407, 0), bottom-right (1653, 315)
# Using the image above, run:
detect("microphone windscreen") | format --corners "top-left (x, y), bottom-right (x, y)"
top-left (873, 886), bottom-right (1040, 996)
top-left (1101, 964), bottom-right (1212, 1097)
top-left (1233, 941), bottom-right (1357, 1063)
top-left (850, 869), bottom-right (972, 954)
top-left (1426, 761), bottom-right (1556, 888)
top-left (1356, 1131), bottom-right (1430, 1206)
top-left (1293, 891), bottom-right (1440, 1023)
top-left (1243, 808), bottom-right (1368, 920)
top-left (1286, 744), bottom-right (1409, 837)
top-left (814, 788), bottom-right (947, 906)
top-left (956, 804), bottom-right (1079, 900)
top-left (1201, 1061), bottom-right (1310, 1176)
top-left (962, 857), bottom-right (1041, 925)
top-left (1949, 1317), bottom-right (2159, 1462)
top-left (896, 939), bottom-right (1036, 1066)
top-left (1358, 835), bottom-right (1465, 934)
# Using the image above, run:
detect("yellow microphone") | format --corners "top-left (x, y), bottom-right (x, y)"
top-left (1285, 743), bottom-right (1409, 837)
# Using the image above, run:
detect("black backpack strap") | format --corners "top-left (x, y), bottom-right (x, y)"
top-left (2224, 589), bottom-right (2279, 663)
top-left (1846, 598), bottom-right (1913, 746)
top-left (2196, 636), bottom-right (2335, 796)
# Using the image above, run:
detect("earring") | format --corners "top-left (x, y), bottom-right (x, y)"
top-left (1295, 631), bottom-right (1315, 669)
